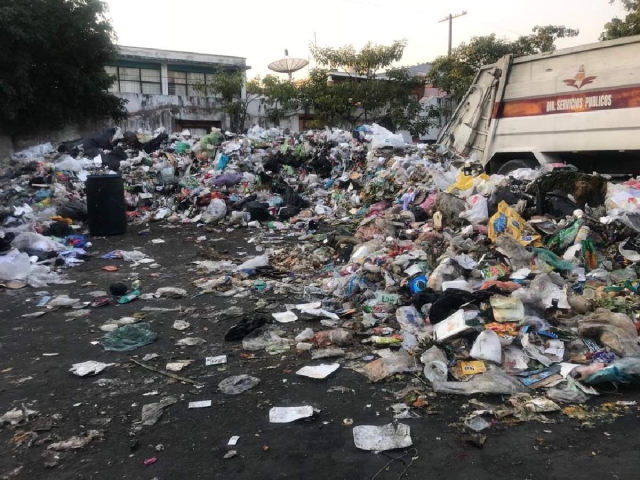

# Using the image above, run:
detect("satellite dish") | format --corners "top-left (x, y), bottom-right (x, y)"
top-left (268, 49), bottom-right (309, 80)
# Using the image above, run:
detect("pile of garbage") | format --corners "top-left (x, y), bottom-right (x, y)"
top-left (3, 122), bottom-right (640, 436)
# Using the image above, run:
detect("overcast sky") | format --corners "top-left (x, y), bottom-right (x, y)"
top-left (105, 0), bottom-right (625, 78)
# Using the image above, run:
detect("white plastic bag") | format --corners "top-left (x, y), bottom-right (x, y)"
top-left (420, 346), bottom-right (448, 384)
top-left (470, 330), bottom-right (502, 364)
top-left (203, 199), bottom-right (227, 222)
top-left (370, 124), bottom-right (405, 150)
top-left (459, 195), bottom-right (488, 224)
top-left (0, 249), bottom-right (31, 281)
top-left (55, 154), bottom-right (92, 172)
top-left (11, 232), bottom-right (66, 252)
top-left (237, 253), bottom-right (269, 271)
top-left (27, 264), bottom-right (74, 288)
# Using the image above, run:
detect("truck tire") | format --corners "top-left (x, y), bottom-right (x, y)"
top-left (496, 159), bottom-right (539, 175)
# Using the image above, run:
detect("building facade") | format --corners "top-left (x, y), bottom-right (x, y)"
top-left (106, 46), bottom-right (249, 135)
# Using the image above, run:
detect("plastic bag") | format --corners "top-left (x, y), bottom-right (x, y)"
top-left (203, 199), bottom-right (227, 223)
top-left (55, 155), bottom-right (92, 173)
top-left (534, 248), bottom-right (577, 272)
top-left (0, 249), bottom-right (30, 281)
top-left (469, 330), bottom-right (502, 364)
top-left (201, 131), bottom-right (224, 150)
top-left (218, 375), bottom-right (261, 395)
top-left (433, 365), bottom-right (526, 395)
top-left (11, 232), bottom-right (66, 252)
top-left (488, 201), bottom-right (541, 246)
top-left (242, 329), bottom-right (289, 352)
top-left (459, 195), bottom-right (488, 224)
top-left (446, 171), bottom-right (474, 193)
top-left (395, 306), bottom-right (426, 334)
top-left (237, 253), bottom-right (269, 271)
top-left (584, 357), bottom-right (640, 385)
top-left (12, 142), bottom-right (54, 161)
top-left (512, 273), bottom-right (569, 309)
top-left (370, 124), bottom-right (405, 149)
top-left (211, 173), bottom-right (243, 187)
top-left (361, 351), bottom-right (420, 382)
top-left (349, 240), bottom-right (383, 263)
top-left (100, 323), bottom-right (157, 352)
top-left (545, 378), bottom-right (590, 404)
top-left (420, 346), bottom-right (448, 384)
top-left (57, 199), bottom-right (88, 222)
top-left (545, 220), bottom-right (581, 253)
top-left (216, 153), bottom-right (229, 170)
top-left (27, 265), bottom-right (74, 288)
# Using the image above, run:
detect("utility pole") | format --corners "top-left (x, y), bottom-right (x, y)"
top-left (439, 11), bottom-right (467, 55)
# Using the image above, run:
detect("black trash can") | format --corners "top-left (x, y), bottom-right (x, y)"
top-left (85, 174), bottom-right (127, 236)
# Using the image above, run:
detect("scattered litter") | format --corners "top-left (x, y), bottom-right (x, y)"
top-left (188, 400), bottom-right (212, 409)
top-left (218, 375), bottom-right (261, 394)
top-left (296, 363), bottom-right (340, 379)
top-left (69, 361), bottom-right (110, 377)
top-left (47, 430), bottom-right (102, 451)
top-left (272, 311), bottom-right (298, 323)
top-left (175, 337), bottom-right (206, 346)
top-left (165, 360), bottom-right (193, 372)
top-left (269, 406), bottom-right (314, 423)
top-left (353, 423), bottom-right (413, 451)
top-left (205, 355), bottom-right (227, 366)
top-left (141, 396), bottom-right (178, 426)
top-left (100, 323), bottom-right (157, 352)
top-left (0, 407), bottom-right (38, 426)
top-left (155, 287), bottom-right (188, 298)
top-left (172, 320), bottom-right (190, 331)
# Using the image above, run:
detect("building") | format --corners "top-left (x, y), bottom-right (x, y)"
top-left (106, 46), bottom-right (250, 135)
top-left (406, 63), bottom-right (455, 143)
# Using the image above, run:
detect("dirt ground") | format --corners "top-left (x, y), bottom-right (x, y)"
top-left (1, 223), bottom-right (640, 480)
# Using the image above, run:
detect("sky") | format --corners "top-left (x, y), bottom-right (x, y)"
top-left (105, 0), bottom-right (626, 79)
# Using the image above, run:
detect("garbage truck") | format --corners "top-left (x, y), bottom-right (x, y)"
top-left (437, 35), bottom-right (640, 174)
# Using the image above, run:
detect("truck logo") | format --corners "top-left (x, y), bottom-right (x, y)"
top-left (563, 65), bottom-right (597, 90)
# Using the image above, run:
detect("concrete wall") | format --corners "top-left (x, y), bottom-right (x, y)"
top-left (245, 99), bottom-right (300, 133)
top-left (114, 92), bottom-right (228, 133)
top-left (0, 122), bottom-right (109, 164)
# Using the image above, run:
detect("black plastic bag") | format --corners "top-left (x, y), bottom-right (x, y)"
top-left (58, 199), bottom-right (88, 222)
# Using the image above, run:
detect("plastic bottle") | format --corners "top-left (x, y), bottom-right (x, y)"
top-left (573, 225), bottom-right (590, 245)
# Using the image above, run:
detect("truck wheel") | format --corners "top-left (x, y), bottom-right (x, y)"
top-left (496, 159), bottom-right (539, 175)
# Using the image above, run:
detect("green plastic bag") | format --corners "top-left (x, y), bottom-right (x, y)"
top-left (100, 323), bottom-right (157, 352)
top-left (545, 220), bottom-right (581, 254)
top-left (175, 142), bottom-right (190, 154)
top-left (533, 248), bottom-right (575, 272)
top-left (200, 131), bottom-right (224, 150)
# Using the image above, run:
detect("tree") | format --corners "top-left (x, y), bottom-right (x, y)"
top-left (300, 40), bottom-right (434, 136)
top-left (197, 68), bottom-right (261, 133)
top-left (258, 75), bottom-right (300, 126)
top-left (429, 25), bottom-right (579, 103)
top-left (0, 0), bottom-right (127, 135)
top-left (196, 70), bottom-right (299, 132)
top-left (601, 0), bottom-right (640, 40)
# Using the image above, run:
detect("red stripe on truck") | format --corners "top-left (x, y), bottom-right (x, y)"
top-left (493, 85), bottom-right (640, 119)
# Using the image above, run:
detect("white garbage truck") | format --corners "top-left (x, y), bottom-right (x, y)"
top-left (437, 35), bottom-right (640, 174)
